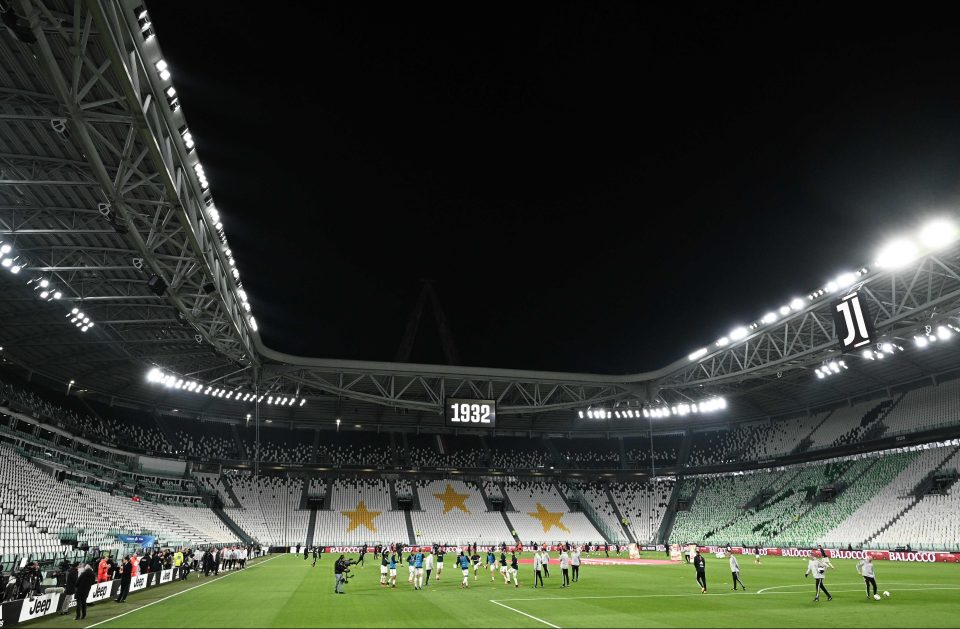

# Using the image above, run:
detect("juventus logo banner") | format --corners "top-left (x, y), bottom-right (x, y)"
top-left (833, 291), bottom-right (874, 352)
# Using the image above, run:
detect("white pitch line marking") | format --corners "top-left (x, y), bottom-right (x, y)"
top-left (756, 581), bottom-right (960, 594)
top-left (489, 599), bottom-right (561, 628)
top-left (84, 554), bottom-right (281, 629)
top-left (494, 583), bottom-right (960, 604)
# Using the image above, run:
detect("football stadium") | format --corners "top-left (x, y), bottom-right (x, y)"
top-left (2, 1), bottom-right (960, 628)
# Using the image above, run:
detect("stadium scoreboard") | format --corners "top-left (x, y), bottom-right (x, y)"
top-left (445, 398), bottom-right (496, 427)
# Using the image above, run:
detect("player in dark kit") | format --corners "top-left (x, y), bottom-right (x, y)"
top-left (358, 544), bottom-right (367, 566)
top-left (436, 548), bottom-right (445, 581)
top-left (694, 550), bottom-right (707, 593)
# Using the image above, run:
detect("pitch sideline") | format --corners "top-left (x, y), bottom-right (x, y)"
top-left (84, 554), bottom-right (282, 629)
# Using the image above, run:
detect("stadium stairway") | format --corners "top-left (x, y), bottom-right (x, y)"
top-left (322, 479), bottom-right (333, 510)
top-left (656, 479), bottom-right (686, 544)
top-left (212, 506), bottom-right (254, 545)
top-left (220, 473), bottom-right (243, 508)
top-left (299, 479), bottom-right (311, 509)
top-left (792, 410), bottom-right (834, 454)
top-left (403, 508), bottom-right (416, 545)
top-left (866, 444), bottom-right (960, 544)
top-left (500, 510), bottom-right (520, 544)
top-left (553, 481), bottom-right (575, 510)
top-left (311, 430), bottom-right (321, 464)
top-left (389, 432), bottom-right (400, 466)
top-left (305, 507), bottom-right (317, 546)
top-left (230, 424), bottom-right (246, 459)
top-left (617, 438), bottom-right (628, 469)
top-left (479, 435), bottom-right (491, 462)
top-left (563, 484), bottom-right (614, 544)
top-left (676, 430), bottom-right (694, 467)
top-left (860, 396), bottom-right (902, 442)
top-left (389, 479), bottom-right (399, 510)
top-left (151, 412), bottom-right (178, 448)
top-left (544, 439), bottom-right (562, 467)
top-left (496, 482), bottom-right (516, 511)
top-left (604, 485), bottom-right (637, 543)
top-left (771, 458), bottom-right (881, 543)
top-left (478, 481), bottom-right (496, 511)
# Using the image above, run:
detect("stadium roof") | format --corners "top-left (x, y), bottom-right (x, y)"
top-left (2, 0), bottom-right (960, 434)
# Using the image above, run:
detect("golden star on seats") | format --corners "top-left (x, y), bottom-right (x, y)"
top-left (528, 502), bottom-right (570, 533)
top-left (433, 484), bottom-right (471, 514)
top-left (343, 500), bottom-right (381, 532)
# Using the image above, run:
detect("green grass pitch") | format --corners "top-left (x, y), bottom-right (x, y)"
top-left (34, 552), bottom-right (959, 628)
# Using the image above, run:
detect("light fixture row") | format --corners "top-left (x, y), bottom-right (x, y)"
top-left (578, 397), bottom-right (727, 419)
top-left (689, 217), bottom-right (959, 364)
top-left (148, 34), bottom-right (259, 338)
top-left (145, 368), bottom-right (306, 407)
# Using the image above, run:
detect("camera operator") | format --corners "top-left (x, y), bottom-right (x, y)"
top-left (17, 562), bottom-right (43, 599)
top-left (334, 555), bottom-right (355, 594)
top-left (58, 562), bottom-right (79, 615)
top-left (39, 560), bottom-right (66, 600)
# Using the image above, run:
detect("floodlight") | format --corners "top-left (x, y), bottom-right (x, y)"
top-left (0, 244), bottom-right (10, 254)
top-left (835, 272), bottom-right (856, 289)
top-left (762, 312), bottom-right (777, 324)
top-left (578, 411), bottom-right (584, 419)
top-left (829, 362), bottom-right (840, 373)
top-left (790, 298), bottom-right (804, 310)
top-left (779, 306), bottom-right (790, 316)
top-left (825, 281), bottom-right (837, 293)
top-left (300, 399), bottom-right (306, 407)
top-left (688, 348), bottom-right (708, 361)
top-left (919, 219), bottom-right (958, 249)
top-left (0, 258), bottom-right (10, 268)
top-left (876, 238), bottom-right (919, 269)
top-left (936, 325), bottom-right (952, 340)
top-left (915, 335), bottom-right (928, 348)
top-left (10, 265), bottom-right (20, 274)
top-left (39, 291), bottom-right (49, 299)
top-left (71, 308), bottom-right (79, 315)
top-left (53, 291), bottom-right (62, 300)
top-left (147, 368), bottom-right (162, 382)
top-left (39, 279), bottom-right (49, 288)
top-left (729, 327), bottom-right (748, 341)
top-left (862, 349), bottom-right (874, 360)
top-left (716, 337), bottom-right (729, 347)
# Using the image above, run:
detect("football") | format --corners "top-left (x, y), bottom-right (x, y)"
top-left (884, 591), bottom-right (891, 597)
top-left (874, 594), bottom-right (881, 600)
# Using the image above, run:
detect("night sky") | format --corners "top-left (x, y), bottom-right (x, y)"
top-left (147, 3), bottom-right (960, 374)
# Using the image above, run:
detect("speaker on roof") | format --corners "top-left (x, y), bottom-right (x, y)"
top-left (147, 274), bottom-right (167, 296)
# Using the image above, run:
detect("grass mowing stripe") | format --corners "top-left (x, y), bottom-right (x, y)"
top-left (489, 599), bottom-right (561, 628)
top-left (35, 553), bottom-right (960, 627)
top-left (83, 555), bottom-right (281, 629)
